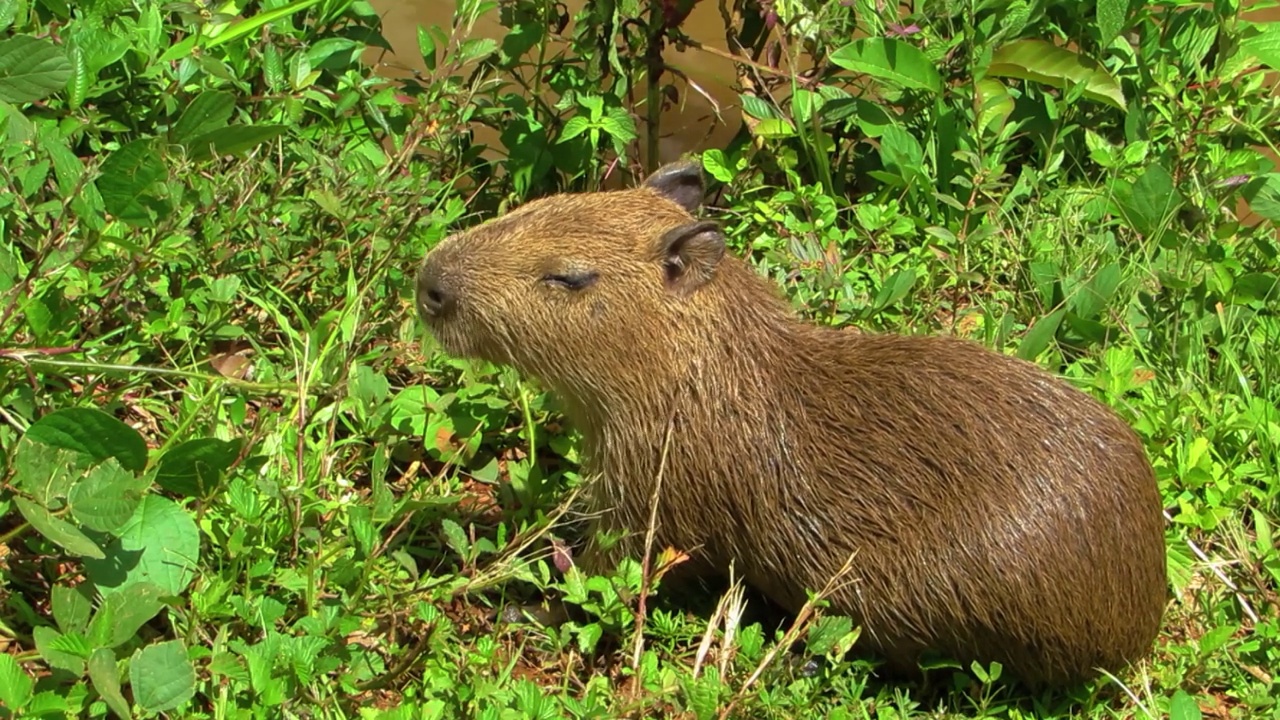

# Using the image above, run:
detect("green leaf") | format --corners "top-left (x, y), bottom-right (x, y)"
top-left (154, 438), bottom-right (243, 497)
top-left (199, 0), bottom-right (325, 49)
top-left (878, 125), bottom-right (924, 181)
top-left (14, 497), bottom-right (106, 559)
top-left (829, 37), bottom-right (944, 94)
top-left (97, 138), bottom-right (168, 228)
top-left (1072, 262), bottom-right (1122, 320)
top-left (1231, 272), bottom-right (1279, 305)
top-left (739, 93), bottom-right (781, 120)
top-left (68, 458), bottom-right (150, 533)
top-left (33, 626), bottom-right (85, 676)
top-left (130, 640), bottom-right (196, 714)
top-left (0, 653), bottom-right (33, 712)
top-left (872, 268), bottom-right (918, 310)
top-left (24, 406), bottom-right (149, 473)
top-left (987, 39), bottom-right (1126, 111)
top-left (975, 78), bottom-right (1014, 135)
top-left (1240, 22), bottom-right (1280, 70)
top-left (1240, 173), bottom-right (1280, 222)
top-left (88, 648), bottom-right (132, 720)
top-left (83, 495), bottom-right (200, 596)
top-left (184, 124), bottom-right (288, 161)
top-left (0, 34), bottom-right (72, 103)
top-left (1169, 689), bottom-right (1203, 720)
top-left (1096, 0), bottom-right (1128, 47)
top-left (1017, 307), bottom-right (1067, 361)
top-left (170, 90), bottom-right (236, 145)
top-left (701, 149), bottom-right (735, 183)
top-left (88, 583), bottom-right (169, 649)
top-left (441, 517), bottom-right (470, 558)
top-left (52, 584), bottom-right (93, 635)
top-left (558, 115), bottom-right (592, 142)
top-left (12, 439), bottom-right (91, 506)
top-left (1111, 162), bottom-right (1182, 238)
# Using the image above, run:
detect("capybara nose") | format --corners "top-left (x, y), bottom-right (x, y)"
top-left (416, 263), bottom-right (455, 319)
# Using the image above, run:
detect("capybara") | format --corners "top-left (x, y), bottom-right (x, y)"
top-left (413, 159), bottom-right (1168, 688)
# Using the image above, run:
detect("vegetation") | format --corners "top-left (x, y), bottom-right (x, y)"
top-left (0, 0), bottom-right (1277, 716)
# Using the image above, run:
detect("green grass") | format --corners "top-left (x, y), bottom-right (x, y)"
top-left (1, 0), bottom-right (1278, 717)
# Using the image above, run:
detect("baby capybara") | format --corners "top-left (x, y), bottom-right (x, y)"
top-left (413, 160), bottom-right (1168, 688)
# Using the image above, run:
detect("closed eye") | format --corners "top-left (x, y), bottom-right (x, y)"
top-left (542, 270), bottom-right (599, 291)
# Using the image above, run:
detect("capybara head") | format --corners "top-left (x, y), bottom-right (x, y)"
top-left (414, 160), bottom-right (1169, 690)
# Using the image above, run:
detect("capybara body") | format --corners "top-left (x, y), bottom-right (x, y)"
top-left (414, 161), bottom-right (1169, 688)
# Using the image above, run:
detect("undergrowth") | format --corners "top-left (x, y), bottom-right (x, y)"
top-left (0, 0), bottom-right (1278, 717)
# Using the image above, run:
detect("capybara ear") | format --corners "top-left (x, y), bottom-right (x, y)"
top-left (656, 220), bottom-right (726, 295)
top-left (642, 159), bottom-right (705, 214)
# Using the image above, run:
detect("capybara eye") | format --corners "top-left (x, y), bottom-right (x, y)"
top-left (542, 271), bottom-right (599, 291)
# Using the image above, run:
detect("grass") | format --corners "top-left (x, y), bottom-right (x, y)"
top-left (1, 0), bottom-right (1278, 718)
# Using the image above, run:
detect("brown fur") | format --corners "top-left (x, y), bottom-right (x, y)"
top-left (414, 161), bottom-right (1169, 689)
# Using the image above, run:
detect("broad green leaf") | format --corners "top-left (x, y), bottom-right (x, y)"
top-left (739, 93), bottom-right (781, 121)
top-left (12, 439), bottom-right (91, 506)
top-left (88, 649), bottom-right (132, 720)
top-left (986, 39), bottom-right (1125, 110)
top-left (170, 90), bottom-right (236, 145)
top-left (1241, 173), bottom-right (1280, 222)
top-left (154, 437), bottom-right (243, 497)
top-left (878, 125), bottom-right (924, 180)
top-left (1231, 272), bottom-right (1279, 305)
top-left (872, 268), bottom-right (918, 310)
top-left (0, 0), bottom-right (18, 33)
top-left (1240, 22), bottom-right (1280, 70)
top-left (68, 458), bottom-right (150, 533)
top-left (51, 584), bottom-right (93, 635)
top-left (1111, 162), bottom-right (1181, 238)
top-left (701, 149), bottom-right (735, 183)
top-left (87, 583), bottom-right (169, 649)
top-left (97, 138), bottom-right (168, 227)
top-left (24, 406), bottom-right (149, 473)
top-left (130, 640), bottom-right (196, 713)
top-left (1017, 307), bottom-right (1067, 361)
top-left (1169, 690), bottom-right (1203, 720)
top-left (0, 653), bottom-right (33, 712)
top-left (0, 34), bottom-right (72, 103)
top-left (1072, 262), bottom-right (1122, 320)
top-left (14, 497), bottom-right (106, 559)
top-left (84, 495), bottom-right (199, 595)
top-left (1096, 0), bottom-right (1129, 47)
top-left (975, 78), bottom-right (1014, 136)
top-left (184, 124), bottom-right (288, 161)
top-left (33, 626), bottom-right (85, 676)
top-left (66, 23), bottom-right (131, 75)
top-left (829, 37), bottom-right (944, 94)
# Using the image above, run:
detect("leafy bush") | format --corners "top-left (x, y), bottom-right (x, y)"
top-left (0, 0), bottom-right (1277, 717)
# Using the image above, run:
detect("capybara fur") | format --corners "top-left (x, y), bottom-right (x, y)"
top-left (414, 160), bottom-right (1169, 689)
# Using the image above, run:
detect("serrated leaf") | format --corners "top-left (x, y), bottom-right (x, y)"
top-left (0, 653), bottom-right (33, 712)
top-left (441, 517), bottom-right (469, 558)
top-left (52, 584), bottom-right (93, 635)
top-left (558, 115), bottom-right (591, 142)
top-left (88, 648), bottom-right (132, 720)
top-left (829, 37), bottom-right (944, 94)
top-left (33, 626), bottom-right (85, 676)
top-left (14, 497), bottom-right (106, 559)
top-left (130, 640), bottom-right (196, 713)
top-left (84, 495), bottom-right (199, 595)
top-left (170, 90), bottom-right (236, 145)
top-left (69, 458), bottom-right (150, 533)
top-left (154, 437), bottom-right (243, 497)
top-left (987, 39), bottom-right (1125, 110)
top-left (67, 46), bottom-right (88, 110)
top-left (0, 34), bottom-right (73, 103)
top-left (184, 124), bottom-right (287, 161)
top-left (25, 406), bottom-right (148, 474)
top-left (97, 138), bottom-right (168, 227)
